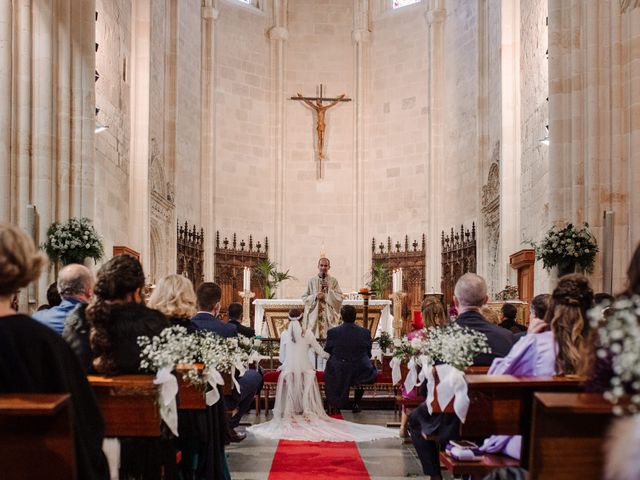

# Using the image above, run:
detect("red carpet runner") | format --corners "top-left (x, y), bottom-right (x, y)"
top-left (267, 415), bottom-right (371, 480)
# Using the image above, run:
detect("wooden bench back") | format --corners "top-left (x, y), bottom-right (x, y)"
top-left (0, 393), bottom-right (76, 480)
top-left (529, 392), bottom-right (615, 480)
top-left (88, 375), bottom-right (162, 437)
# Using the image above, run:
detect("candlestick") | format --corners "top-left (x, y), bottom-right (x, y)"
top-left (243, 267), bottom-right (250, 291)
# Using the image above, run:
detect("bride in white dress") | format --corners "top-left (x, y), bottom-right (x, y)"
top-left (248, 310), bottom-right (397, 442)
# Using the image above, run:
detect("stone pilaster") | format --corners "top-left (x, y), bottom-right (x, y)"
top-left (201, 0), bottom-right (218, 280)
top-left (269, 0), bottom-right (288, 268)
top-left (425, 0), bottom-right (445, 292)
top-left (352, 0), bottom-right (369, 289)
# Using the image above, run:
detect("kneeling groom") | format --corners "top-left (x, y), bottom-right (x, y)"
top-left (324, 305), bottom-right (377, 413)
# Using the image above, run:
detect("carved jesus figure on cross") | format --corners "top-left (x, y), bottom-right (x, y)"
top-left (292, 85), bottom-right (351, 178)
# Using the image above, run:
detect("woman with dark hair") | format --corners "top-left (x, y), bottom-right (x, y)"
top-left (479, 273), bottom-right (594, 460)
top-left (0, 224), bottom-right (109, 479)
top-left (85, 255), bottom-right (173, 479)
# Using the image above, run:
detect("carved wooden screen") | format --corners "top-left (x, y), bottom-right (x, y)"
top-left (214, 232), bottom-right (268, 320)
top-left (441, 223), bottom-right (477, 308)
top-left (371, 235), bottom-right (426, 332)
top-left (176, 222), bottom-right (205, 289)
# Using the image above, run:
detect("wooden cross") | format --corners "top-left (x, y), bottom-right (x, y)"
top-left (291, 84), bottom-right (351, 179)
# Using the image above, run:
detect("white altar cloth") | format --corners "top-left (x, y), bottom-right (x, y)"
top-left (253, 298), bottom-right (393, 337)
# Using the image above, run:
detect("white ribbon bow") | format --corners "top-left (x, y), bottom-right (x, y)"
top-left (403, 357), bottom-right (419, 394)
top-left (418, 355), bottom-right (436, 415)
top-left (434, 364), bottom-right (470, 423)
top-left (205, 368), bottom-right (225, 406)
top-left (390, 357), bottom-right (402, 386)
top-left (153, 367), bottom-right (179, 437)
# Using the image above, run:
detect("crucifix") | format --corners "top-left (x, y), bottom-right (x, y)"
top-left (291, 84), bottom-right (351, 179)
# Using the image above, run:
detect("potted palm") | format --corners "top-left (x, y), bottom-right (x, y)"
top-left (367, 260), bottom-right (389, 298)
top-left (253, 259), bottom-right (295, 299)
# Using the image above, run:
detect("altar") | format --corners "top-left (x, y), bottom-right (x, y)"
top-left (253, 299), bottom-right (393, 338)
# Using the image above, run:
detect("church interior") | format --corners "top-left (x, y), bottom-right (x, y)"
top-left (1, 0), bottom-right (640, 479)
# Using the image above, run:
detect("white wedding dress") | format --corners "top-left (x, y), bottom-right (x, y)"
top-left (248, 320), bottom-right (397, 442)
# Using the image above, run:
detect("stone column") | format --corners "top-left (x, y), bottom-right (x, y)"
top-left (0, 0), bottom-right (11, 222)
top-left (55, 0), bottom-right (71, 222)
top-left (549, 1), bottom-right (636, 289)
top-left (129, 0), bottom-right (151, 269)
top-left (201, 0), bottom-right (218, 280)
top-left (14, 0), bottom-right (32, 229)
top-left (352, 0), bottom-right (369, 289)
top-left (69, 0), bottom-right (96, 219)
top-left (498, 0), bottom-right (521, 290)
top-left (425, 0), bottom-right (445, 292)
top-left (269, 0), bottom-right (288, 268)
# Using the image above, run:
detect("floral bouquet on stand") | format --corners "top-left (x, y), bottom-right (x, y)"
top-left (42, 217), bottom-right (104, 265)
top-left (532, 223), bottom-right (598, 275)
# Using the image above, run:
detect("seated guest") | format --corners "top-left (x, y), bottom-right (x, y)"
top-left (32, 264), bottom-right (93, 334)
top-left (324, 304), bottom-right (377, 413)
top-left (85, 255), bottom-right (174, 479)
top-left (192, 282), bottom-right (262, 441)
top-left (479, 274), bottom-right (594, 459)
top-left (0, 224), bottom-right (109, 479)
top-left (408, 273), bottom-right (514, 480)
top-left (192, 282), bottom-right (237, 337)
top-left (526, 293), bottom-right (551, 334)
top-left (498, 303), bottom-right (526, 333)
top-left (227, 302), bottom-right (255, 338)
top-left (148, 275), bottom-right (228, 480)
top-left (421, 295), bottom-right (448, 328)
top-left (47, 281), bottom-right (62, 307)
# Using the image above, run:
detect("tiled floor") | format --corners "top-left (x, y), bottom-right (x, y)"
top-left (226, 410), bottom-right (448, 480)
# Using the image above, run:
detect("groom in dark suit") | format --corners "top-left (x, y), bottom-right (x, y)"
top-left (324, 305), bottom-right (377, 413)
top-left (408, 273), bottom-right (514, 480)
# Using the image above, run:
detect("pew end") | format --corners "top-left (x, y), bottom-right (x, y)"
top-left (0, 393), bottom-right (75, 480)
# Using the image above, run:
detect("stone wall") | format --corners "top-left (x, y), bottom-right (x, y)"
top-left (214, 0), bottom-right (272, 251)
top-left (94, 0), bottom-right (132, 258)
top-left (366, 1), bottom-right (429, 286)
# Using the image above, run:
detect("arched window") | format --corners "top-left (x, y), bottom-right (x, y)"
top-left (393, 0), bottom-right (421, 9)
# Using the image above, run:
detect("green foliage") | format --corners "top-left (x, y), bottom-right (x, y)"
top-left (367, 260), bottom-right (389, 298)
top-left (375, 331), bottom-right (393, 353)
top-left (253, 259), bottom-right (296, 299)
top-left (42, 217), bottom-right (104, 265)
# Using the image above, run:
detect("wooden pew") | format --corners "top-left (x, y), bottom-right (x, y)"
top-left (88, 375), bottom-right (162, 437)
top-left (528, 392), bottom-right (616, 480)
top-left (435, 375), bottom-right (584, 478)
top-left (0, 393), bottom-right (75, 480)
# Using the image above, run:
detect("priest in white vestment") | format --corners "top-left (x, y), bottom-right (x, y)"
top-left (302, 257), bottom-right (344, 338)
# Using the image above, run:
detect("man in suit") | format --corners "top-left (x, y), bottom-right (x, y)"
top-left (33, 264), bottom-right (93, 334)
top-left (408, 273), bottom-right (515, 480)
top-left (323, 304), bottom-right (377, 413)
top-left (192, 282), bottom-right (262, 442)
top-left (226, 302), bottom-right (255, 338)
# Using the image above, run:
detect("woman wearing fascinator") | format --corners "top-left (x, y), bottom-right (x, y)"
top-left (248, 308), bottom-right (396, 442)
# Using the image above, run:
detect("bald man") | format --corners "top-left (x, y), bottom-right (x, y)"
top-left (33, 264), bottom-right (94, 335)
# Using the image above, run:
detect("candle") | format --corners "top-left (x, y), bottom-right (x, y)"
top-left (392, 269), bottom-right (397, 293)
top-left (243, 267), bottom-right (250, 291)
top-left (399, 268), bottom-right (403, 292)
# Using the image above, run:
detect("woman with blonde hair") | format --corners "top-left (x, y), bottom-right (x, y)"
top-left (148, 274), bottom-right (197, 329)
top-left (421, 295), bottom-right (448, 328)
top-left (0, 224), bottom-right (108, 479)
top-left (148, 273), bottom-right (228, 480)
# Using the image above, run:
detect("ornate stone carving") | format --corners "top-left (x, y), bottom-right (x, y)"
top-left (482, 143), bottom-right (501, 296)
top-left (621, 0), bottom-right (640, 13)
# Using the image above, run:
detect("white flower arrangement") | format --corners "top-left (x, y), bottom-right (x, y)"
top-left (590, 296), bottom-right (640, 415)
top-left (138, 328), bottom-right (259, 386)
top-left (392, 324), bottom-right (490, 371)
top-left (42, 217), bottom-right (104, 265)
top-left (532, 223), bottom-right (598, 273)
top-left (425, 323), bottom-right (491, 371)
top-left (138, 326), bottom-right (198, 372)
